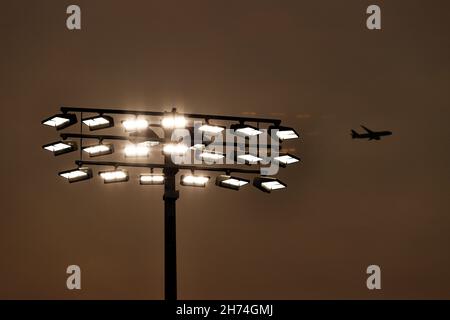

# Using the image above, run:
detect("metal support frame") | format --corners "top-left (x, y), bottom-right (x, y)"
top-left (162, 150), bottom-right (179, 301)
top-left (47, 107), bottom-right (293, 301)
top-left (75, 160), bottom-right (262, 174)
top-left (60, 106), bottom-right (282, 126)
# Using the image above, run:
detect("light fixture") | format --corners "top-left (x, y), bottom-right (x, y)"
top-left (42, 113), bottom-right (77, 130)
top-left (82, 115), bottom-right (114, 131)
top-left (140, 173), bottom-right (165, 185)
top-left (163, 144), bottom-right (189, 155)
top-left (199, 151), bottom-right (224, 161)
top-left (128, 135), bottom-right (160, 147)
top-left (42, 140), bottom-right (77, 156)
top-left (216, 175), bottom-right (249, 191)
top-left (269, 125), bottom-right (299, 140)
top-left (99, 169), bottom-right (129, 184)
top-left (237, 154), bottom-right (263, 164)
top-left (122, 118), bottom-right (149, 132)
top-left (128, 127), bottom-right (161, 144)
top-left (273, 153), bottom-right (300, 167)
top-left (82, 143), bottom-right (114, 157)
top-left (162, 115), bottom-right (186, 128)
top-left (190, 144), bottom-right (206, 150)
top-left (124, 142), bottom-right (151, 157)
top-left (198, 124), bottom-right (224, 134)
top-left (180, 174), bottom-right (209, 187)
top-left (141, 140), bottom-right (160, 147)
top-left (43, 106), bottom-right (301, 303)
top-left (253, 176), bottom-right (287, 193)
top-left (230, 123), bottom-right (262, 137)
top-left (58, 167), bottom-right (92, 183)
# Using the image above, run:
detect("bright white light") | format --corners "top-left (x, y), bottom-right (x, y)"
top-left (140, 174), bottom-right (164, 183)
top-left (124, 143), bottom-right (150, 157)
top-left (84, 144), bottom-right (111, 155)
top-left (237, 154), bottom-right (263, 163)
top-left (122, 119), bottom-right (149, 131)
top-left (60, 170), bottom-right (88, 179)
top-left (216, 175), bottom-right (249, 189)
top-left (274, 155), bottom-right (299, 165)
top-left (190, 144), bottom-right (205, 150)
top-left (162, 115), bottom-right (186, 128)
top-left (199, 124), bottom-right (224, 134)
top-left (100, 170), bottom-right (128, 182)
top-left (222, 178), bottom-right (248, 187)
top-left (43, 117), bottom-right (69, 127)
top-left (142, 140), bottom-right (160, 147)
top-left (236, 127), bottom-right (262, 136)
top-left (163, 144), bottom-right (189, 155)
top-left (261, 181), bottom-right (285, 191)
top-left (199, 151), bottom-right (224, 160)
top-left (83, 117), bottom-right (110, 128)
top-left (44, 142), bottom-right (72, 152)
top-left (276, 130), bottom-right (298, 140)
top-left (182, 175), bottom-right (209, 186)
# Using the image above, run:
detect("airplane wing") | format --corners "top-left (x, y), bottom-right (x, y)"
top-left (360, 125), bottom-right (373, 134)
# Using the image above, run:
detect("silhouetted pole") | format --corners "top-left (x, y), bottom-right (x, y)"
top-left (163, 149), bottom-right (179, 301)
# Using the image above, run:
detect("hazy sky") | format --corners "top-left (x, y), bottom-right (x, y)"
top-left (0, 0), bottom-right (449, 299)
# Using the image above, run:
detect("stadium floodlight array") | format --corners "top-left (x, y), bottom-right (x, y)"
top-left (42, 106), bottom-right (300, 301)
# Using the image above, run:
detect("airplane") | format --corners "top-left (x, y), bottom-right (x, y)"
top-left (351, 125), bottom-right (392, 141)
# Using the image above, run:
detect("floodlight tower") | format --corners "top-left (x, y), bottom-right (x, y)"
top-left (42, 106), bottom-right (300, 301)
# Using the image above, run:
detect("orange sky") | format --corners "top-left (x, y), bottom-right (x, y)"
top-left (0, 0), bottom-right (449, 299)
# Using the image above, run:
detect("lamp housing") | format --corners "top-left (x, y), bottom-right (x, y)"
top-left (230, 123), bottom-right (262, 138)
top-left (122, 118), bottom-right (149, 132)
top-left (180, 174), bottom-right (210, 187)
top-left (140, 174), bottom-right (165, 185)
top-left (269, 125), bottom-right (299, 141)
top-left (273, 153), bottom-right (301, 167)
top-left (230, 123), bottom-right (262, 137)
top-left (42, 113), bottom-right (77, 130)
top-left (58, 167), bottom-right (93, 183)
top-left (99, 169), bottom-right (129, 184)
top-left (234, 152), bottom-right (263, 165)
top-left (43, 140), bottom-right (77, 156)
top-left (82, 115), bottom-right (114, 131)
top-left (82, 143), bottom-right (114, 157)
top-left (215, 175), bottom-right (249, 191)
top-left (253, 176), bottom-right (287, 193)
top-left (162, 115), bottom-right (186, 129)
top-left (198, 124), bottom-right (225, 135)
top-left (124, 143), bottom-right (151, 157)
top-left (163, 144), bottom-right (189, 155)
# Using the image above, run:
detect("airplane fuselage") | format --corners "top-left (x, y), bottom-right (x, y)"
top-left (357, 131), bottom-right (391, 140)
top-left (351, 127), bottom-right (392, 140)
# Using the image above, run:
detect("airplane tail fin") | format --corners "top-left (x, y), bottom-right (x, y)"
top-left (351, 130), bottom-right (359, 139)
